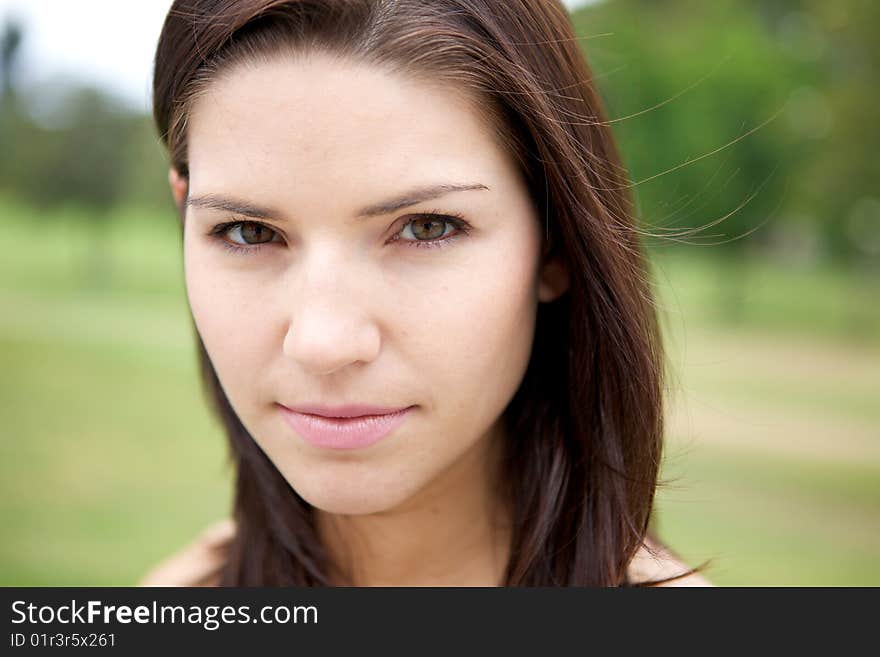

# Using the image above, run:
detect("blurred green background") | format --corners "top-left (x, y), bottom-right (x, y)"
top-left (0, 0), bottom-right (877, 586)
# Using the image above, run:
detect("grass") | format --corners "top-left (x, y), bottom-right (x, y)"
top-left (0, 201), bottom-right (231, 585)
top-left (0, 200), bottom-right (877, 585)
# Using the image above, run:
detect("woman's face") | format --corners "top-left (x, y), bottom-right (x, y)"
top-left (181, 53), bottom-right (566, 515)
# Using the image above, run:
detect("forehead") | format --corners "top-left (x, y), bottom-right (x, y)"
top-left (186, 53), bottom-right (516, 202)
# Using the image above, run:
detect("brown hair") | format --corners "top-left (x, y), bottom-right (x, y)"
top-left (153, 0), bottom-right (697, 586)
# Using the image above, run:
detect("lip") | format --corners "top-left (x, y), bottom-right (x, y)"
top-left (286, 403), bottom-right (412, 419)
top-left (278, 404), bottom-right (415, 450)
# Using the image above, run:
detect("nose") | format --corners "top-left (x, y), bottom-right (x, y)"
top-left (281, 258), bottom-right (382, 376)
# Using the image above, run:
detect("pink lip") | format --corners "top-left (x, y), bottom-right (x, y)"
top-left (278, 404), bottom-right (414, 450)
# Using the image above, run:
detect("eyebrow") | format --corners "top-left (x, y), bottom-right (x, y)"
top-left (185, 182), bottom-right (490, 221)
top-left (355, 183), bottom-right (489, 217)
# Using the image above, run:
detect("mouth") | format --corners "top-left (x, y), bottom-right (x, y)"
top-left (277, 404), bottom-right (415, 450)
top-left (285, 403), bottom-right (413, 418)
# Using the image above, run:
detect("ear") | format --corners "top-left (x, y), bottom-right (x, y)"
top-left (537, 255), bottom-right (569, 303)
top-left (168, 167), bottom-right (188, 220)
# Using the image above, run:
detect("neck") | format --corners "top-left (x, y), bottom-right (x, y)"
top-left (316, 423), bottom-right (512, 587)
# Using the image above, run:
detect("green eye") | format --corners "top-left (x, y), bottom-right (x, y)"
top-left (403, 216), bottom-right (453, 241)
top-left (396, 213), bottom-right (471, 249)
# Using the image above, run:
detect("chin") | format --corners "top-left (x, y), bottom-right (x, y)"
top-left (288, 467), bottom-right (417, 516)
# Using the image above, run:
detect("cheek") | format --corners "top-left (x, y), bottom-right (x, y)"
top-left (397, 224), bottom-right (542, 417)
top-left (183, 239), bottom-right (278, 392)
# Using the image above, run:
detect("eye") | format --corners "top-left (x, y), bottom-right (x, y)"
top-left (393, 212), bottom-right (471, 249)
top-left (208, 220), bottom-right (282, 255)
top-left (225, 222), bottom-right (279, 246)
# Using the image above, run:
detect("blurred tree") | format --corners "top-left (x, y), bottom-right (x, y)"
top-left (579, 0), bottom-right (878, 262)
top-left (1, 77), bottom-right (169, 285)
top-left (0, 16), bottom-right (24, 178)
top-left (1, 83), bottom-right (168, 214)
top-left (574, 1), bottom-right (791, 250)
top-left (568, 0), bottom-right (878, 319)
top-left (0, 17), bottom-right (22, 104)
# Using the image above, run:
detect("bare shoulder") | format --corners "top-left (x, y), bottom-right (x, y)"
top-left (139, 518), bottom-right (235, 587)
top-left (627, 538), bottom-right (713, 587)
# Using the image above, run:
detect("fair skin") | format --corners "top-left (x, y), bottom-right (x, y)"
top-left (172, 51), bottom-right (568, 586)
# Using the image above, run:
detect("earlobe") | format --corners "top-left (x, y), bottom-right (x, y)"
top-left (537, 257), bottom-right (569, 303)
top-left (168, 168), bottom-right (188, 220)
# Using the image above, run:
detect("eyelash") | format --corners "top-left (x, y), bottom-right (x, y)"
top-left (207, 210), bottom-right (472, 256)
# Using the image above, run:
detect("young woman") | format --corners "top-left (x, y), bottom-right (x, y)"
top-left (142, 0), bottom-right (711, 587)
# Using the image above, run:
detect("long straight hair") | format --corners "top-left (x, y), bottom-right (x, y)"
top-left (154, 0), bottom-right (681, 586)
